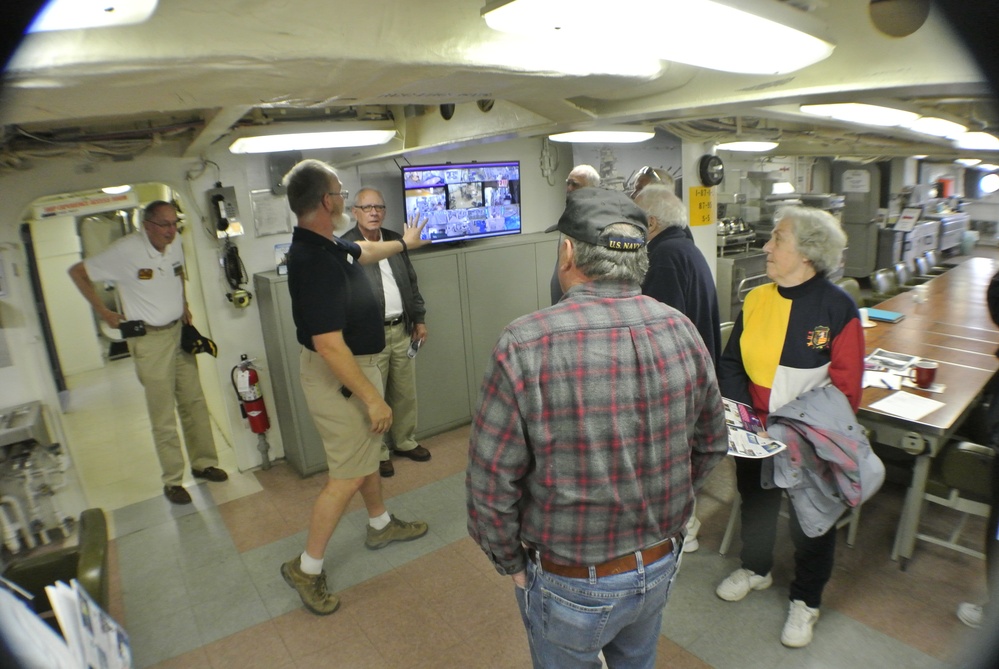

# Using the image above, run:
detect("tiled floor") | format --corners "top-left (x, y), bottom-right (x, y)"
top-left (43, 247), bottom-right (999, 668)
top-left (102, 438), bottom-right (988, 669)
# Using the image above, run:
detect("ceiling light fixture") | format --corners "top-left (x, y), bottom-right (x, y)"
top-left (101, 185), bottom-right (132, 194)
top-left (548, 129), bottom-right (655, 144)
top-left (716, 140), bottom-right (779, 152)
top-left (904, 116), bottom-right (967, 139)
top-left (228, 122), bottom-right (397, 154)
top-left (799, 103), bottom-right (919, 127)
top-left (481, 0), bottom-right (835, 75)
top-left (28, 0), bottom-right (159, 33)
top-left (955, 158), bottom-right (982, 166)
top-left (955, 132), bottom-right (999, 151)
top-left (978, 164), bottom-right (999, 171)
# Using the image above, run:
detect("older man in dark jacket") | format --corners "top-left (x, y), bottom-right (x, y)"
top-left (342, 187), bottom-right (431, 477)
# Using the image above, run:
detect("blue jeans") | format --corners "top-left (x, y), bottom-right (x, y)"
top-left (514, 544), bottom-right (681, 669)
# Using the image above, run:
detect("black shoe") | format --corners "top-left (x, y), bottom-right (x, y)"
top-left (164, 485), bottom-right (192, 505)
top-left (379, 460), bottom-right (395, 477)
top-left (393, 445), bottom-right (431, 462)
top-left (192, 466), bottom-right (228, 482)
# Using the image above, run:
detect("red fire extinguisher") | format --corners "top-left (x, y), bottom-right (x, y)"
top-left (231, 354), bottom-right (270, 434)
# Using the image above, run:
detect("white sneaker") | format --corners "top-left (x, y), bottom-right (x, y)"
top-left (781, 600), bottom-right (820, 648)
top-left (683, 515), bottom-right (701, 553)
top-left (957, 602), bottom-right (984, 629)
top-left (715, 568), bottom-right (773, 601)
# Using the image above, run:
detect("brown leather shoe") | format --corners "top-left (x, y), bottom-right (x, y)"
top-left (192, 466), bottom-right (228, 482)
top-left (164, 485), bottom-right (192, 505)
top-left (394, 445), bottom-right (431, 462)
top-left (379, 460), bottom-right (395, 477)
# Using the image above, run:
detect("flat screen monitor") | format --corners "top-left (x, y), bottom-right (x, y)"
top-left (401, 160), bottom-right (521, 244)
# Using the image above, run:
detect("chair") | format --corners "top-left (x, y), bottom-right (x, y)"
top-left (720, 321), bottom-right (735, 351)
top-left (924, 249), bottom-right (958, 273)
top-left (921, 250), bottom-right (949, 275)
top-left (865, 268), bottom-right (901, 306)
top-left (894, 261), bottom-right (930, 288)
top-left (915, 441), bottom-right (994, 560)
top-left (913, 255), bottom-right (935, 280)
top-left (835, 277), bottom-right (862, 305)
top-left (2, 508), bottom-right (110, 620)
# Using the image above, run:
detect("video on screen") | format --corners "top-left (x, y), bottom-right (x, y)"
top-left (401, 161), bottom-right (521, 244)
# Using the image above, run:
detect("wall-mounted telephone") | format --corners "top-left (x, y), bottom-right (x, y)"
top-left (206, 184), bottom-right (242, 237)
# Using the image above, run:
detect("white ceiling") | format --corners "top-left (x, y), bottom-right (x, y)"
top-left (0, 0), bottom-right (995, 167)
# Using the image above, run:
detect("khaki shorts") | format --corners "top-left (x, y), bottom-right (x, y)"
top-left (299, 348), bottom-right (383, 478)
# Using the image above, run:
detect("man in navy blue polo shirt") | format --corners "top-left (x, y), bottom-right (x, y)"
top-left (279, 159), bottom-right (430, 616)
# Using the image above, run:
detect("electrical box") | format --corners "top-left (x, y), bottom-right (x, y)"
top-left (206, 185), bottom-right (243, 237)
top-left (267, 151), bottom-right (302, 195)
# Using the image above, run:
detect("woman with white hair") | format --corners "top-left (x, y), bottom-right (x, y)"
top-left (714, 206), bottom-right (865, 649)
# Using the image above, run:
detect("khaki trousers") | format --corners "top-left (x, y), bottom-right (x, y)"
top-left (128, 322), bottom-right (218, 486)
top-left (376, 321), bottom-right (419, 460)
top-left (299, 349), bottom-right (383, 478)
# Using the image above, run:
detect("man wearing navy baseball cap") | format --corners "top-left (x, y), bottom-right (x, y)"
top-left (468, 187), bottom-right (727, 668)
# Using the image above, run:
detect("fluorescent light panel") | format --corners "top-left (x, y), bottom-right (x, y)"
top-left (955, 132), bottom-right (999, 150)
top-left (955, 158), bottom-right (982, 166)
top-left (481, 0), bottom-right (834, 75)
top-left (229, 128), bottom-right (396, 154)
top-left (905, 116), bottom-right (967, 138)
top-left (28, 0), bottom-right (158, 33)
top-left (800, 103), bottom-right (919, 127)
top-left (716, 140), bottom-right (779, 152)
top-left (101, 185), bottom-right (132, 194)
top-left (548, 130), bottom-right (655, 144)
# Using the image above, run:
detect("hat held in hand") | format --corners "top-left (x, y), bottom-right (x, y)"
top-left (181, 324), bottom-right (218, 357)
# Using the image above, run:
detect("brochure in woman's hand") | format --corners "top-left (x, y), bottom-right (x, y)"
top-left (722, 398), bottom-right (787, 458)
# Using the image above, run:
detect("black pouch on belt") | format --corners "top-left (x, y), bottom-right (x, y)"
top-left (118, 320), bottom-right (147, 338)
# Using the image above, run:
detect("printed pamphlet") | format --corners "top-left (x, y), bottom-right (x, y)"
top-left (723, 398), bottom-right (787, 458)
top-left (274, 242), bottom-right (292, 275)
top-left (45, 579), bottom-right (132, 669)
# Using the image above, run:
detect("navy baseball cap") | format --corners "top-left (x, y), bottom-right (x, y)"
top-left (545, 187), bottom-right (647, 250)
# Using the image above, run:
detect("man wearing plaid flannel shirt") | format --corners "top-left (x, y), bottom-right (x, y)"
top-left (466, 188), bottom-right (728, 669)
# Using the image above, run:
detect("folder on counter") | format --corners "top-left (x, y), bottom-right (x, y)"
top-left (866, 308), bottom-right (905, 323)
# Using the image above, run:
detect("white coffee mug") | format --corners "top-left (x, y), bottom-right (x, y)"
top-left (859, 308), bottom-right (871, 326)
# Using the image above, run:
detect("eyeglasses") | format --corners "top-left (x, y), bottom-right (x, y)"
top-left (327, 190), bottom-right (349, 200)
top-left (146, 219), bottom-right (180, 229)
top-left (354, 204), bottom-right (386, 213)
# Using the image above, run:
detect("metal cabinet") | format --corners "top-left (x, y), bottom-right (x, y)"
top-left (254, 272), bottom-right (327, 477)
top-left (877, 227), bottom-right (903, 270)
top-left (716, 251), bottom-right (769, 323)
top-left (903, 220), bottom-right (940, 266)
top-left (842, 221), bottom-right (880, 277)
top-left (924, 212), bottom-right (969, 253)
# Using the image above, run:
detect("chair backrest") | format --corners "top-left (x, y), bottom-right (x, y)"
top-left (720, 321), bottom-right (735, 351)
top-left (924, 249), bottom-right (940, 267)
top-left (893, 261), bottom-right (912, 286)
top-left (913, 255), bottom-right (931, 276)
top-left (870, 268), bottom-right (899, 296)
top-left (939, 441), bottom-right (995, 503)
top-left (835, 277), bottom-right (862, 305)
top-left (77, 508), bottom-right (110, 610)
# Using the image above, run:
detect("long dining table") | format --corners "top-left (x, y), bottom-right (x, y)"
top-left (857, 256), bottom-right (999, 568)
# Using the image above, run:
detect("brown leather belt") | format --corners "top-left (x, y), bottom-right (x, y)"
top-left (530, 538), bottom-right (674, 579)
top-left (144, 319), bottom-right (179, 331)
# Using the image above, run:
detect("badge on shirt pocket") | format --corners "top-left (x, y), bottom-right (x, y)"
top-left (173, 263), bottom-right (184, 277)
top-left (138, 268), bottom-right (153, 280)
